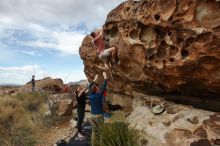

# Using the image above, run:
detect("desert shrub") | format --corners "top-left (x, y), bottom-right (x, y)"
top-left (0, 92), bottom-right (49, 146)
top-left (15, 92), bottom-right (47, 112)
top-left (0, 106), bottom-right (15, 133)
top-left (42, 114), bottom-right (60, 127)
top-left (0, 101), bottom-right (36, 146)
top-left (0, 96), bottom-right (18, 108)
top-left (97, 122), bottom-right (140, 146)
top-left (11, 126), bottom-right (36, 146)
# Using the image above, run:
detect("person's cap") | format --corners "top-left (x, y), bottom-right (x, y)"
top-left (152, 105), bottom-right (165, 114)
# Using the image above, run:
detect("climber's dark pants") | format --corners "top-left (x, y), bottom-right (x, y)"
top-left (77, 107), bottom-right (85, 132)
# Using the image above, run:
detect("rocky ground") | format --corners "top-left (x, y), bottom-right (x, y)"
top-left (0, 81), bottom-right (219, 146)
top-left (66, 122), bottom-right (91, 146)
top-left (129, 94), bottom-right (220, 146)
top-left (37, 115), bottom-right (92, 146)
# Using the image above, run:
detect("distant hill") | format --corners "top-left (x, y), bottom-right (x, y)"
top-left (67, 79), bottom-right (87, 86)
top-left (0, 84), bottom-right (21, 88)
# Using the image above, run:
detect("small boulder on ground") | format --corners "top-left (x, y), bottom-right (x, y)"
top-left (49, 93), bottom-right (75, 117)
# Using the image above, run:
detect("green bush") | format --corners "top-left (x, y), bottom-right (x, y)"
top-left (97, 122), bottom-right (140, 146)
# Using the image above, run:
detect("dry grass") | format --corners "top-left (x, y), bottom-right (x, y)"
top-left (0, 92), bottom-right (57, 146)
top-left (107, 111), bottom-right (127, 123)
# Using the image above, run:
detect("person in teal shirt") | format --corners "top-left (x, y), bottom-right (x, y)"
top-left (88, 72), bottom-right (107, 146)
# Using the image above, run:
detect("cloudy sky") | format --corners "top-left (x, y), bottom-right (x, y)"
top-left (0, 0), bottom-right (125, 85)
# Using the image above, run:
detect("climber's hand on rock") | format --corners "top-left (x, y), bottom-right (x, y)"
top-left (103, 72), bottom-right (107, 79)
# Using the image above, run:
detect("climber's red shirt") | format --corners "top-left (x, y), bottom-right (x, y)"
top-left (94, 34), bottom-right (105, 54)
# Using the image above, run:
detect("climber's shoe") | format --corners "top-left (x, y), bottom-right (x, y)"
top-left (56, 139), bottom-right (66, 146)
top-left (103, 113), bottom-right (112, 118)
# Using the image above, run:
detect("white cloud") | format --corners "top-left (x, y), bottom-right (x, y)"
top-left (22, 40), bottom-right (56, 49)
top-left (0, 65), bottom-right (40, 74)
top-left (0, 0), bottom-right (126, 55)
top-left (0, 65), bottom-right (40, 84)
top-left (0, 47), bottom-right (16, 62)
top-left (48, 71), bottom-right (86, 83)
top-left (0, 0), bottom-right (126, 30)
top-left (53, 31), bottom-right (85, 54)
top-left (19, 30), bottom-right (85, 55)
top-left (0, 65), bottom-right (86, 85)
top-left (21, 50), bottom-right (42, 56)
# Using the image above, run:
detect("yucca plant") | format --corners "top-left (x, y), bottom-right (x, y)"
top-left (97, 122), bottom-right (140, 146)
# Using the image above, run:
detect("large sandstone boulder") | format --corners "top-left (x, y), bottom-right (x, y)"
top-left (78, 1), bottom-right (220, 145)
top-left (80, 0), bottom-right (220, 111)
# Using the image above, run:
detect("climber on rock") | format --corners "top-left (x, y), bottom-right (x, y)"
top-left (88, 72), bottom-right (107, 146)
top-left (90, 28), bottom-right (119, 78)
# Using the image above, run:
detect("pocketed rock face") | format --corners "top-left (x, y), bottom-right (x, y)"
top-left (80, 0), bottom-right (220, 111)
